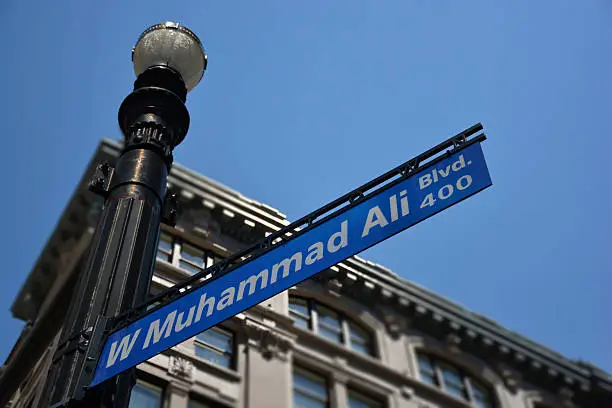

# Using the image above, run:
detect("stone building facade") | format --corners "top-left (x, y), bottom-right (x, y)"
top-left (1, 138), bottom-right (610, 408)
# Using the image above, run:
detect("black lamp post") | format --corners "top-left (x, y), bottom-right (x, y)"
top-left (38, 22), bottom-right (206, 408)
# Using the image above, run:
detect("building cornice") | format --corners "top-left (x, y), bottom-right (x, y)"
top-left (313, 260), bottom-right (612, 406)
top-left (11, 138), bottom-right (612, 407)
top-left (11, 138), bottom-right (290, 322)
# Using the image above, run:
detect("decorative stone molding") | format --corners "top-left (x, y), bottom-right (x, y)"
top-left (324, 278), bottom-right (343, 292)
top-left (481, 336), bottom-right (494, 347)
top-left (193, 226), bottom-right (211, 239)
top-left (243, 323), bottom-right (293, 361)
top-left (558, 387), bottom-right (575, 408)
top-left (400, 385), bottom-right (415, 400)
top-left (168, 356), bottom-right (194, 383)
top-left (530, 360), bottom-right (542, 370)
top-left (383, 312), bottom-right (408, 340)
top-left (331, 370), bottom-right (350, 384)
top-left (444, 333), bottom-right (462, 355)
top-left (499, 366), bottom-right (521, 394)
top-left (332, 355), bottom-right (348, 366)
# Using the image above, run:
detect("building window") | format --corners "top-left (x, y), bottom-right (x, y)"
top-left (417, 353), bottom-right (494, 407)
top-left (317, 305), bottom-right (342, 343)
top-left (194, 327), bottom-right (233, 368)
top-left (293, 367), bottom-right (329, 408)
top-left (348, 389), bottom-right (384, 408)
top-left (156, 233), bottom-right (220, 277)
top-left (289, 297), bottom-right (310, 329)
top-left (289, 296), bottom-right (374, 356)
top-left (348, 322), bottom-right (371, 355)
top-left (188, 399), bottom-right (212, 408)
top-left (156, 232), bottom-right (173, 262)
top-left (180, 243), bottom-right (206, 274)
top-left (128, 380), bottom-right (163, 408)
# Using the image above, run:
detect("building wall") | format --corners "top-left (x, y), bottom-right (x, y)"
top-left (4, 139), bottom-right (607, 408)
top-left (4, 198), bottom-right (586, 408)
top-left (123, 226), bottom-right (575, 408)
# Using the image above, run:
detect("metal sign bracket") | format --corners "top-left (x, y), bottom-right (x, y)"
top-left (49, 316), bottom-right (113, 408)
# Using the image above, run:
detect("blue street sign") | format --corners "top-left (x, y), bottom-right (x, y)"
top-left (90, 141), bottom-right (492, 386)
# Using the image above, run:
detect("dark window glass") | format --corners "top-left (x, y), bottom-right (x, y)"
top-left (416, 353), bottom-right (494, 407)
top-left (348, 390), bottom-right (383, 408)
top-left (348, 322), bottom-right (371, 355)
top-left (417, 354), bottom-right (437, 385)
top-left (440, 364), bottom-right (466, 399)
top-left (289, 297), bottom-right (311, 329)
top-left (293, 368), bottom-right (328, 408)
top-left (288, 296), bottom-right (373, 356)
top-left (195, 327), bottom-right (233, 368)
top-left (188, 400), bottom-right (212, 408)
top-left (128, 381), bottom-right (162, 408)
top-left (472, 381), bottom-right (493, 408)
top-left (316, 306), bottom-right (342, 343)
top-left (157, 233), bottom-right (173, 261)
top-left (180, 243), bottom-right (205, 274)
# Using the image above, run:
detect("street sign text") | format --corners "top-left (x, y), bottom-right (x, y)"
top-left (91, 141), bottom-right (492, 386)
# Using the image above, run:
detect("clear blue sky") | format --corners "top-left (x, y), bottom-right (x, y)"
top-left (1, 1), bottom-right (610, 372)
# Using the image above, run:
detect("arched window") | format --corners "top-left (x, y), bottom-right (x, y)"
top-left (289, 295), bottom-right (374, 356)
top-left (416, 352), bottom-right (494, 407)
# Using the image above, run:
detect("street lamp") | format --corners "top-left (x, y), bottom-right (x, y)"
top-left (120, 22), bottom-right (207, 151)
top-left (38, 23), bottom-right (206, 408)
top-left (132, 22), bottom-right (207, 93)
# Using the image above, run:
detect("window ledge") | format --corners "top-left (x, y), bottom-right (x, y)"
top-left (161, 223), bottom-right (240, 258)
top-left (190, 354), bottom-right (242, 383)
top-left (165, 346), bottom-right (241, 383)
top-left (154, 258), bottom-right (192, 283)
top-left (290, 324), bottom-right (379, 367)
top-left (291, 327), bottom-right (482, 408)
top-left (414, 381), bottom-right (475, 408)
top-left (249, 302), bottom-right (296, 328)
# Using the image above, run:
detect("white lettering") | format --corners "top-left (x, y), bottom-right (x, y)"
top-left (400, 190), bottom-right (409, 216)
top-left (419, 174), bottom-right (432, 190)
top-left (420, 193), bottom-right (436, 208)
top-left (217, 287), bottom-right (235, 310)
top-left (271, 252), bottom-right (303, 283)
top-left (305, 242), bottom-right (324, 265)
top-left (438, 165), bottom-right (451, 178)
top-left (106, 329), bottom-right (141, 368)
top-left (144, 311), bottom-right (177, 349)
top-left (389, 195), bottom-right (398, 222)
top-left (452, 154), bottom-right (466, 171)
top-left (457, 175), bottom-right (472, 190)
top-left (327, 220), bottom-right (348, 253)
top-left (175, 307), bottom-right (195, 332)
top-left (237, 269), bottom-right (269, 300)
top-left (362, 206), bottom-right (389, 237)
top-left (195, 293), bottom-right (216, 322)
top-left (438, 184), bottom-right (453, 199)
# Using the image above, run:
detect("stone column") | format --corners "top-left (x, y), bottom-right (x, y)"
top-left (381, 311), bottom-right (412, 376)
top-left (330, 371), bottom-right (349, 408)
top-left (166, 355), bottom-right (195, 408)
top-left (242, 320), bottom-right (294, 408)
top-left (166, 382), bottom-right (190, 408)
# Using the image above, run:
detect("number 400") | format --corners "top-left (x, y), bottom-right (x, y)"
top-left (419, 175), bottom-right (472, 208)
